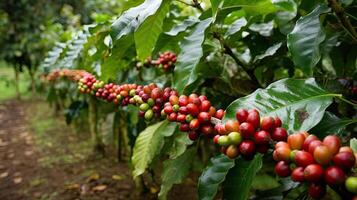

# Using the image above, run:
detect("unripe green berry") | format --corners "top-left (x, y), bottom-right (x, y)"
top-left (145, 110), bottom-right (154, 121)
top-left (147, 98), bottom-right (155, 107)
top-left (140, 103), bottom-right (150, 111)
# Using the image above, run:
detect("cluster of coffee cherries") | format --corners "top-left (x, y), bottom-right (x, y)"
top-left (78, 74), bottom-right (105, 94)
top-left (162, 94), bottom-right (224, 141)
top-left (273, 133), bottom-right (357, 199)
top-left (140, 51), bottom-right (177, 71)
top-left (46, 69), bottom-right (90, 82)
top-left (213, 108), bottom-right (287, 160)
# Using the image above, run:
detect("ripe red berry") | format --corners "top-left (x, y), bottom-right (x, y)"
top-left (302, 135), bottom-right (318, 152)
top-left (295, 151), bottom-right (315, 167)
top-left (215, 109), bottom-right (225, 119)
top-left (275, 161), bottom-right (291, 177)
top-left (187, 103), bottom-right (199, 116)
top-left (308, 183), bottom-right (326, 199)
top-left (324, 166), bottom-right (345, 186)
top-left (235, 108), bottom-right (248, 123)
top-left (256, 144), bottom-right (269, 154)
top-left (188, 131), bottom-right (199, 141)
top-left (261, 116), bottom-right (275, 132)
top-left (304, 164), bottom-right (324, 182)
top-left (189, 119), bottom-right (200, 130)
top-left (178, 95), bottom-right (189, 106)
top-left (271, 127), bottom-right (288, 142)
top-left (313, 145), bottom-right (333, 165)
top-left (239, 140), bottom-right (256, 159)
top-left (200, 100), bottom-right (211, 112)
top-left (254, 130), bottom-right (271, 145)
top-left (168, 112), bottom-right (177, 122)
top-left (239, 122), bottom-right (255, 138)
top-left (291, 167), bottom-right (305, 182)
top-left (246, 111), bottom-right (260, 129)
top-left (179, 123), bottom-right (190, 132)
top-left (308, 140), bottom-right (323, 155)
top-left (164, 105), bottom-right (173, 114)
top-left (169, 95), bottom-right (179, 105)
top-left (274, 117), bottom-right (282, 127)
top-left (213, 135), bottom-right (220, 144)
top-left (274, 147), bottom-right (291, 162)
top-left (333, 151), bottom-right (356, 170)
top-left (198, 112), bottom-right (211, 123)
top-left (179, 106), bottom-right (188, 115)
top-left (287, 133), bottom-right (305, 150)
top-left (176, 114), bottom-right (187, 123)
top-left (201, 125), bottom-right (214, 137)
top-left (322, 135), bottom-right (341, 156)
top-left (215, 124), bottom-right (228, 135)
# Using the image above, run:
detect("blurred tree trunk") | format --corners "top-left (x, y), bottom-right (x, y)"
top-left (113, 110), bottom-right (130, 162)
top-left (88, 96), bottom-right (105, 156)
top-left (13, 66), bottom-right (20, 100)
top-left (28, 69), bottom-right (36, 96)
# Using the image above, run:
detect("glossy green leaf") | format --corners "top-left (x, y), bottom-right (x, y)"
top-left (210, 0), bottom-right (222, 21)
top-left (158, 148), bottom-right (196, 200)
top-left (350, 138), bottom-right (357, 153)
top-left (287, 5), bottom-right (330, 76)
top-left (198, 154), bottom-right (235, 200)
top-left (272, 0), bottom-right (297, 12)
top-left (132, 121), bottom-right (176, 178)
top-left (111, 0), bottom-right (163, 41)
top-left (254, 42), bottom-right (282, 62)
top-left (41, 42), bottom-right (66, 72)
top-left (173, 18), bottom-right (212, 93)
top-left (135, 0), bottom-right (169, 60)
top-left (225, 17), bottom-right (247, 37)
top-left (167, 131), bottom-right (193, 159)
top-left (249, 21), bottom-right (274, 37)
top-left (224, 78), bottom-right (339, 132)
top-left (222, 0), bottom-right (277, 16)
top-left (310, 112), bottom-right (357, 137)
top-left (165, 18), bottom-right (198, 36)
top-left (222, 155), bottom-right (263, 200)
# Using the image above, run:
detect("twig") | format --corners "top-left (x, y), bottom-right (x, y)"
top-left (212, 32), bottom-right (262, 89)
top-left (192, 0), bottom-right (204, 12)
top-left (328, 0), bottom-right (357, 42)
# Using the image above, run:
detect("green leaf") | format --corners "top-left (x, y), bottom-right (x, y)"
top-left (225, 17), bottom-right (247, 37)
top-left (222, 155), bottom-right (263, 200)
top-left (224, 78), bottom-right (339, 132)
top-left (198, 154), bottom-right (235, 200)
top-left (132, 121), bottom-right (176, 178)
top-left (173, 18), bottom-right (212, 93)
top-left (272, 0), bottom-right (297, 12)
top-left (254, 42), bottom-right (282, 62)
top-left (165, 18), bottom-right (198, 36)
top-left (310, 112), bottom-right (357, 137)
top-left (222, 0), bottom-right (277, 16)
top-left (41, 42), bottom-right (66, 72)
top-left (287, 5), bottom-right (330, 76)
top-left (135, 0), bottom-right (170, 60)
top-left (350, 138), bottom-right (357, 153)
top-left (111, 0), bottom-right (164, 41)
top-left (249, 21), bottom-right (274, 37)
top-left (210, 0), bottom-right (222, 21)
top-left (167, 131), bottom-right (193, 159)
top-left (158, 148), bottom-right (196, 200)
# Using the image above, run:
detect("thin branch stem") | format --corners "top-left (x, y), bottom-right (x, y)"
top-left (328, 0), bottom-right (357, 43)
top-left (192, 0), bottom-right (204, 12)
top-left (212, 32), bottom-right (262, 89)
top-left (337, 95), bottom-right (357, 107)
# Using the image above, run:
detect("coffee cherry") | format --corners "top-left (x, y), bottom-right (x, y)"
top-left (200, 100), bottom-right (211, 112)
top-left (295, 151), bottom-right (315, 167)
top-left (275, 161), bottom-right (291, 177)
top-left (228, 132), bottom-right (242, 145)
top-left (287, 133), bottom-right (305, 150)
top-left (164, 105), bottom-right (173, 114)
top-left (168, 112), bottom-right (177, 122)
top-left (215, 109), bottom-right (225, 119)
top-left (198, 112), bottom-right (211, 123)
top-left (218, 135), bottom-right (230, 146)
top-left (271, 127), bottom-right (288, 142)
top-left (246, 111), bottom-right (260, 129)
top-left (302, 135), bottom-right (318, 152)
top-left (256, 144), bottom-right (269, 153)
top-left (179, 123), bottom-right (190, 132)
top-left (179, 106), bottom-right (189, 115)
top-left (187, 103), bottom-right (199, 116)
top-left (274, 117), bottom-right (282, 127)
top-left (144, 110), bottom-right (154, 120)
top-left (333, 151), bottom-right (356, 170)
top-left (176, 114), bottom-right (187, 123)
top-left (339, 146), bottom-right (354, 154)
top-left (169, 95), bottom-right (179, 105)
top-left (226, 145), bottom-right (239, 159)
top-left (189, 119), bottom-right (200, 130)
top-left (201, 125), bottom-right (214, 137)
top-left (208, 106), bottom-right (216, 117)
top-left (323, 135), bottom-right (341, 155)
top-left (213, 135), bottom-right (220, 144)
top-left (304, 164), bottom-right (324, 182)
top-left (291, 167), bottom-right (305, 182)
top-left (236, 109), bottom-right (248, 123)
top-left (172, 104), bottom-right (180, 112)
top-left (325, 166), bottom-right (345, 186)
top-left (261, 116), bottom-right (275, 132)
top-left (254, 130), bottom-right (271, 145)
top-left (188, 131), bottom-right (199, 141)
top-left (225, 120), bottom-right (239, 132)
top-left (185, 114), bottom-right (193, 122)
top-left (239, 122), bottom-right (255, 138)
top-left (239, 140), bottom-right (256, 159)
top-left (345, 177), bottom-right (357, 194)
top-left (308, 183), bottom-right (326, 199)
top-left (274, 147), bottom-right (291, 162)
top-left (308, 140), bottom-right (323, 155)
top-left (178, 95), bottom-right (189, 106)
top-left (275, 141), bottom-right (290, 149)
top-left (139, 103), bottom-right (150, 111)
top-left (313, 145), bottom-right (333, 165)
top-left (215, 124), bottom-right (228, 135)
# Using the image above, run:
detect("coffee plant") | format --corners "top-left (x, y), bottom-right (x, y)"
top-left (38, 0), bottom-right (357, 199)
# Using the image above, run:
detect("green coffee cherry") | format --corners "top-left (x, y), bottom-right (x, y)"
top-left (147, 98), bottom-right (155, 107)
top-left (145, 110), bottom-right (154, 121)
top-left (139, 103), bottom-right (150, 111)
top-left (228, 132), bottom-right (242, 145)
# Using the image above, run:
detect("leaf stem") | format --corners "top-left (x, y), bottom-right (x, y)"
top-left (328, 0), bottom-right (357, 43)
top-left (336, 95), bottom-right (357, 107)
top-left (212, 32), bottom-right (262, 89)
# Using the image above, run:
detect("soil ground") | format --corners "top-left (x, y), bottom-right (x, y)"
top-left (0, 99), bottom-right (196, 200)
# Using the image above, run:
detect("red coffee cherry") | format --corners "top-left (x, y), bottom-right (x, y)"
top-left (188, 131), bottom-right (199, 141)
top-left (295, 151), bottom-right (315, 167)
top-left (274, 147), bottom-right (291, 162)
top-left (235, 108), bottom-right (248, 123)
top-left (322, 135), bottom-right (341, 156)
top-left (287, 133), bottom-right (305, 150)
top-left (261, 116), bottom-right (275, 132)
top-left (200, 100), bottom-right (211, 112)
top-left (213, 135), bottom-right (220, 144)
top-left (215, 109), bottom-right (225, 120)
top-left (239, 140), bottom-right (256, 159)
top-left (256, 144), bottom-right (269, 154)
top-left (304, 164), bottom-right (324, 182)
top-left (308, 140), bottom-right (323, 155)
top-left (271, 127), bottom-right (288, 142)
top-left (179, 123), bottom-right (190, 132)
top-left (246, 111), bottom-right (260, 129)
top-left (291, 167), bottom-right (305, 182)
top-left (302, 135), bottom-right (318, 152)
top-left (178, 95), bottom-right (189, 106)
top-left (187, 103), bottom-right (199, 116)
top-left (225, 120), bottom-right (239, 132)
top-left (308, 183), bottom-right (326, 199)
top-left (275, 161), bottom-right (291, 177)
top-left (198, 112), bottom-right (211, 123)
top-left (313, 145), bottom-right (333, 165)
top-left (274, 117), bottom-right (282, 127)
top-left (324, 166), bottom-right (345, 186)
top-left (201, 125), bottom-right (214, 138)
top-left (333, 151), bottom-right (356, 170)
top-left (239, 122), bottom-right (255, 138)
top-left (168, 112), bottom-right (177, 122)
top-left (189, 119), bottom-right (200, 130)
top-left (254, 130), bottom-right (271, 145)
